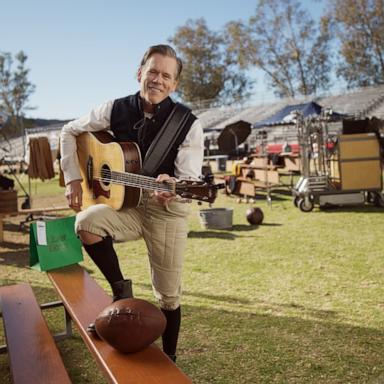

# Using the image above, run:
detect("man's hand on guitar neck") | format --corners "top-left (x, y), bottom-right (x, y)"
top-left (154, 174), bottom-right (176, 205)
top-left (65, 179), bottom-right (83, 212)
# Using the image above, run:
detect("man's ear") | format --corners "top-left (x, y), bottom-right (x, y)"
top-left (137, 68), bottom-right (142, 82)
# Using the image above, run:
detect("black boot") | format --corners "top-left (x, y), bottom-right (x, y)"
top-left (111, 279), bottom-right (133, 301)
top-left (87, 279), bottom-right (134, 335)
top-left (161, 307), bottom-right (181, 362)
top-left (84, 236), bottom-right (133, 336)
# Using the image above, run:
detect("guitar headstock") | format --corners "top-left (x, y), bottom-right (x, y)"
top-left (175, 180), bottom-right (224, 203)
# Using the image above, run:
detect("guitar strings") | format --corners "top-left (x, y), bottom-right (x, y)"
top-left (105, 170), bottom-right (174, 191)
top-left (98, 177), bottom-right (172, 192)
top-left (97, 169), bottom-right (205, 190)
top-left (97, 169), bottom-right (174, 192)
top-left (89, 169), bottom-right (212, 201)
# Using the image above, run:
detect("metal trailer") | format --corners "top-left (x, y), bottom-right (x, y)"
top-left (291, 112), bottom-right (384, 212)
top-left (292, 175), bottom-right (384, 212)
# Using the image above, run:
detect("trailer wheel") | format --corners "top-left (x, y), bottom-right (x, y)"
top-left (298, 198), bottom-right (314, 212)
top-left (293, 196), bottom-right (300, 207)
top-left (373, 192), bottom-right (384, 207)
top-left (366, 192), bottom-right (375, 204)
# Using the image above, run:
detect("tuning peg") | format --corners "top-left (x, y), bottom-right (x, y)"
top-left (192, 195), bottom-right (199, 199)
top-left (202, 197), bottom-right (209, 201)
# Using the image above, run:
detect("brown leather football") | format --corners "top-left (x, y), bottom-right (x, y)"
top-left (94, 298), bottom-right (167, 353)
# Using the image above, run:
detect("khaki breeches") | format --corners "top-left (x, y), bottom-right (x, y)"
top-left (75, 197), bottom-right (190, 310)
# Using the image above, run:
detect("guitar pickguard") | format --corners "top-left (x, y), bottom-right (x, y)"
top-left (91, 179), bottom-right (110, 200)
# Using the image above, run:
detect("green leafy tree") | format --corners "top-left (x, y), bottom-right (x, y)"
top-left (169, 18), bottom-right (253, 108)
top-left (325, 0), bottom-right (384, 87)
top-left (226, 0), bottom-right (332, 98)
top-left (0, 50), bottom-right (36, 137)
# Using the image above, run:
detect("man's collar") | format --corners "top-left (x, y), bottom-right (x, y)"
top-left (136, 92), bottom-right (173, 115)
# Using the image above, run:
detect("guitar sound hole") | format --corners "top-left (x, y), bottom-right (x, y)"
top-left (100, 164), bottom-right (111, 186)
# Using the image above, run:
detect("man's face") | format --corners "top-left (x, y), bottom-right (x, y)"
top-left (137, 53), bottom-right (178, 111)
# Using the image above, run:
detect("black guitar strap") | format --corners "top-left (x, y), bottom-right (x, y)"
top-left (141, 102), bottom-right (192, 176)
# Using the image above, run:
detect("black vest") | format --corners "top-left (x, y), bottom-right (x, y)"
top-left (110, 92), bottom-right (196, 177)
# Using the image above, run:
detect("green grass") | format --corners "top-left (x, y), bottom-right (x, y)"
top-left (1, 183), bottom-right (384, 383)
top-left (9, 172), bottom-right (64, 198)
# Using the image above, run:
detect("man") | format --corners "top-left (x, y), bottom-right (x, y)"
top-left (60, 44), bottom-right (204, 362)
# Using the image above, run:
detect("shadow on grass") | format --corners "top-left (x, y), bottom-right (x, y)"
top-left (259, 300), bottom-right (338, 320)
top-left (318, 205), bottom-right (384, 214)
top-left (188, 223), bottom-right (266, 239)
top-left (0, 241), bottom-right (28, 250)
top-left (126, 283), bottom-right (337, 313)
top-left (188, 222), bottom-right (282, 239)
top-left (228, 193), bottom-right (290, 202)
top-left (180, 305), bottom-right (384, 384)
top-left (188, 231), bottom-right (237, 240)
top-left (269, 188), bottom-right (294, 196)
top-left (3, 222), bottom-right (25, 233)
top-left (258, 222), bottom-right (283, 227)
top-left (231, 224), bottom-right (261, 231)
top-left (1, 277), bottom-right (383, 384)
top-left (0, 248), bottom-right (29, 267)
top-left (120, 280), bottom-right (253, 305)
top-left (183, 289), bottom-right (251, 305)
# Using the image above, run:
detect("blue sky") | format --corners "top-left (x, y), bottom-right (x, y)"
top-left (2, 0), bottom-right (323, 120)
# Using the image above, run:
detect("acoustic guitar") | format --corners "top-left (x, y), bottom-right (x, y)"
top-left (76, 131), bottom-right (220, 210)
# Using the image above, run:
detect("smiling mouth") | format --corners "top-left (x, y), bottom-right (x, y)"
top-left (148, 85), bottom-right (162, 93)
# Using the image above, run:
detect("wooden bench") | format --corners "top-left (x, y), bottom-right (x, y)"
top-left (0, 283), bottom-right (72, 383)
top-left (47, 263), bottom-right (192, 384)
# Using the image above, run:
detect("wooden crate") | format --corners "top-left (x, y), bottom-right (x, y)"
top-left (340, 160), bottom-right (382, 190)
top-left (0, 190), bottom-right (18, 214)
top-left (338, 133), bottom-right (382, 190)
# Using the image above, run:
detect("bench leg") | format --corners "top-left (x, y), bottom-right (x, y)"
top-left (0, 300), bottom-right (73, 354)
top-left (40, 300), bottom-right (73, 341)
top-left (0, 294), bottom-right (6, 353)
top-left (0, 215), bottom-right (4, 242)
top-left (54, 306), bottom-right (73, 341)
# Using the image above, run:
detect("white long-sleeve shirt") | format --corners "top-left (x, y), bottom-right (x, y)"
top-left (60, 100), bottom-right (204, 185)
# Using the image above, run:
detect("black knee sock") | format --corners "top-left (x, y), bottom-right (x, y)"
top-left (161, 306), bottom-right (181, 358)
top-left (83, 236), bottom-right (124, 285)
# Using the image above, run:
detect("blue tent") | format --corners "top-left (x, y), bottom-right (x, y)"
top-left (252, 101), bottom-right (344, 128)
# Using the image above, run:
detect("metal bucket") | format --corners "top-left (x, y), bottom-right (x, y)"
top-left (199, 208), bottom-right (233, 230)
